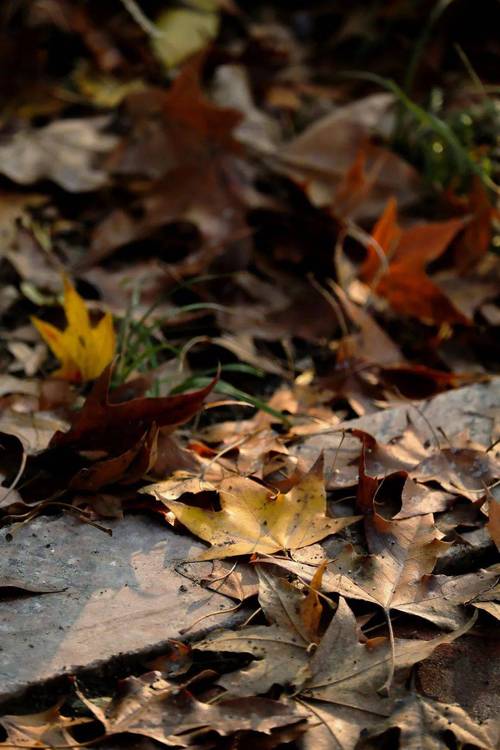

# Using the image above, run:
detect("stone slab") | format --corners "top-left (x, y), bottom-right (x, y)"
top-left (294, 379), bottom-right (499, 484)
top-left (0, 515), bottom-right (241, 705)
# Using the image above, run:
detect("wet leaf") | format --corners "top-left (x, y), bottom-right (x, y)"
top-left (32, 277), bottom-right (115, 383)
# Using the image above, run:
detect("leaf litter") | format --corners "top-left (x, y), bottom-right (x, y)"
top-left (0, 2), bottom-right (499, 748)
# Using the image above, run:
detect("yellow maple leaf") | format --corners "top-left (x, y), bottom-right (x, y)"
top-left (144, 456), bottom-right (360, 560)
top-left (31, 277), bottom-right (115, 383)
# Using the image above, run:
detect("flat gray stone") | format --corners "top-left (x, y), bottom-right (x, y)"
top-left (294, 379), bottom-right (499, 485)
top-left (0, 515), bottom-right (240, 705)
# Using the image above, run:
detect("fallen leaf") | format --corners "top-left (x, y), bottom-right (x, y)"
top-left (472, 580), bottom-right (500, 621)
top-left (295, 599), bottom-right (477, 750)
top-left (152, 0), bottom-right (220, 71)
top-left (361, 692), bottom-right (496, 749)
top-left (176, 559), bottom-right (258, 602)
top-left (88, 56), bottom-right (247, 267)
top-left (297, 597), bottom-right (472, 750)
top-left (144, 455), bottom-right (359, 559)
top-left (49, 366), bottom-right (216, 453)
top-left (32, 276), bottom-right (115, 383)
top-left (299, 560), bottom-right (327, 643)
top-left (267, 539), bottom-right (499, 630)
top-left (77, 671), bottom-right (304, 745)
top-left (411, 447), bottom-right (499, 500)
top-left (278, 95), bottom-right (419, 220)
top-left (448, 177), bottom-right (498, 273)
top-left (196, 566), bottom-right (316, 695)
top-left (360, 199), bottom-right (468, 324)
top-left (0, 703), bottom-right (88, 749)
top-left (487, 499), bottom-right (500, 551)
top-left (0, 117), bottom-right (117, 192)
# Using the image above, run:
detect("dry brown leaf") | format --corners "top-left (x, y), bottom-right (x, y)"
top-left (486, 499), bottom-right (500, 550)
top-left (143, 456), bottom-right (359, 560)
top-left (295, 598), bottom-right (476, 750)
top-left (267, 539), bottom-right (499, 630)
top-left (472, 580), bottom-right (500, 621)
top-left (0, 117), bottom-right (117, 192)
top-left (77, 669), bottom-right (304, 744)
top-left (0, 703), bottom-right (88, 749)
top-left (176, 559), bottom-right (259, 602)
top-left (195, 566), bottom-right (317, 695)
top-left (360, 692), bottom-right (496, 750)
top-left (411, 447), bottom-right (499, 501)
top-left (278, 94), bottom-right (419, 220)
top-left (299, 560), bottom-right (327, 644)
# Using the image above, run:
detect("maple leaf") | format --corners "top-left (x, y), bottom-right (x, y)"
top-left (76, 671), bottom-right (304, 746)
top-left (144, 456), bottom-right (360, 559)
top-left (269, 542), bottom-right (499, 631)
top-left (295, 598), bottom-right (476, 750)
top-left (195, 566), bottom-right (320, 695)
top-left (32, 276), bottom-right (115, 383)
top-left (363, 692), bottom-right (496, 750)
top-left (48, 366), bottom-right (216, 453)
top-left (360, 198), bottom-right (468, 324)
top-left (0, 702), bottom-right (89, 749)
top-left (472, 574), bottom-right (500, 621)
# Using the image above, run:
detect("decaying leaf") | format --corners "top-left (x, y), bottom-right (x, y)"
top-left (0, 117), bottom-right (117, 192)
top-left (360, 692), bottom-right (496, 750)
top-left (144, 455), bottom-right (359, 559)
top-left (195, 566), bottom-right (318, 695)
top-left (295, 599), bottom-right (477, 750)
top-left (0, 703), bottom-right (88, 749)
top-left (77, 671), bottom-right (304, 745)
top-left (32, 276), bottom-right (115, 383)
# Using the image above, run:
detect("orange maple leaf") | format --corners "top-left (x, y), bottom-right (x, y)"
top-left (32, 277), bottom-right (115, 383)
top-left (360, 198), bottom-right (469, 325)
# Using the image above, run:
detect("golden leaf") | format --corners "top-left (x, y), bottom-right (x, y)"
top-left (32, 277), bottom-right (115, 383)
top-left (145, 456), bottom-right (360, 560)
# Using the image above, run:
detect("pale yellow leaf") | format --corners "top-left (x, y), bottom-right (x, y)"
top-left (148, 456), bottom-right (360, 560)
